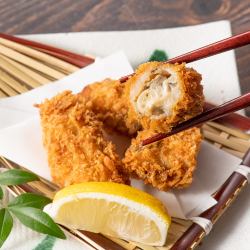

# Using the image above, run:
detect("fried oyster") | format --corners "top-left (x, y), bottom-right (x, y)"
top-left (82, 79), bottom-right (140, 135)
top-left (38, 91), bottom-right (129, 187)
top-left (125, 62), bottom-right (204, 132)
top-left (123, 127), bottom-right (202, 191)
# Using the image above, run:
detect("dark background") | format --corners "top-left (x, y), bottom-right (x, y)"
top-left (0, 0), bottom-right (249, 114)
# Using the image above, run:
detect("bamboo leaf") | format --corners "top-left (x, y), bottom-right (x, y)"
top-left (9, 206), bottom-right (65, 239)
top-left (0, 169), bottom-right (39, 185)
top-left (0, 186), bottom-right (3, 200)
top-left (8, 193), bottom-right (51, 209)
top-left (0, 208), bottom-right (13, 247)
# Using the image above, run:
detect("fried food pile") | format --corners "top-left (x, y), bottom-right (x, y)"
top-left (39, 62), bottom-right (204, 191)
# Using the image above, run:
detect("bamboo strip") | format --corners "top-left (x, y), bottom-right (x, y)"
top-left (60, 227), bottom-right (99, 250)
top-left (156, 234), bottom-right (178, 250)
top-left (219, 132), bottom-right (229, 139)
top-left (72, 230), bottom-right (107, 250)
top-left (41, 60), bottom-right (76, 75)
top-left (133, 242), bottom-right (155, 250)
top-left (2, 55), bottom-right (51, 85)
top-left (0, 79), bottom-right (18, 96)
top-left (0, 43), bottom-right (66, 79)
top-left (0, 55), bottom-right (41, 88)
top-left (0, 89), bottom-right (6, 97)
top-left (0, 37), bottom-right (79, 74)
top-left (207, 121), bottom-right (250, 140)
top-left (29, 67), bottom-right (56, 82)
top-left (203, 130), bottom-right (249, 152)
top-left (0, 68), bottom-right (28, 93)
top-left (27, 182), bottom-right (55, 199)
top-left (171, 218), bottom-right (191, 227)
top-left (214, 131), bottom-right (229, 148)
top-left (202, 124), bottom-right (220, 134)
top-left (105, 236), bottom-right (135, 250)
top-left (228, 136), bottom-right (250, 147)
top-left (222, 147), bottom-right (244, 158)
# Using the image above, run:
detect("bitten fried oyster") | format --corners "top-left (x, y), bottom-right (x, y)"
top-left (125, 62), bottom-right (204, 132)
top-left (38, 91), bottom-right (129, 187)
top-left (123, 127), bottom-right (202, 191)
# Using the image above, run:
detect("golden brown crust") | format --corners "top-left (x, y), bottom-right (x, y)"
top-left (122, 127), bottom-right (202, 191)
top-left (125, 62), bottom-right (204, 132)
top-left (81, 79), bottom-right (140, 135)
top-left (38, 91), bottom-right (129, 187)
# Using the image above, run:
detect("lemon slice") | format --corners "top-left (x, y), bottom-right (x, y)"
top-left (44, 182), bottom-right (171, 246)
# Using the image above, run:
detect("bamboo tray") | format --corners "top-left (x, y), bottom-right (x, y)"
top-left (0, 34), bottom-right (250, 250)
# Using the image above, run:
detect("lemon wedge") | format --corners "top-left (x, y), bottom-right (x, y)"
top-left (44, 182), bottom-right (171, 246)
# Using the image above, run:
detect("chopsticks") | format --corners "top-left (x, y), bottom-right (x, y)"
top-left (142, 92), bottom-right (250, 146)
top-left (167, 30), bottom-right (250, 64)
top-left (120, 30), bottom-right (250, 83)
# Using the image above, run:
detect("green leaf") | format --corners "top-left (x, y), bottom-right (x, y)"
top-left (0, 208), bottom-right (13, 247)
top-left (9, 206), bottom-right (66, 239)
top-left (0, 169), bottom-right (39, 185)
top-left (149, 49), bottom-right (168, 62)
top-left (8, 193), bottom-right (51, 209)
top-left (0, 186), bottom-right (3, 200)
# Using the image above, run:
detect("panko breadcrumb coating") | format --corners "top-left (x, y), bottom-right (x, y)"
top-left (125, 62), bottom-right (204, 132)
top-left (81, 79), bottom-right (140, 135)
top-left (38, 91), bottom-right (129, 187)
top-left (123, 127), bottom-right (202, 191)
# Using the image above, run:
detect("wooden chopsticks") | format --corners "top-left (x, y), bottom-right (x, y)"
top-left (142, 93), bottom-right (250, 146)
top-left (167, 30), bottom-right (250, 64)
top-left (120, 30), bottom-right (250, 83)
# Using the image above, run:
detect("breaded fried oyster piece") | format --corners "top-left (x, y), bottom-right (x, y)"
top-left (123, 127), bottom-right (202, 191)
top-left (38, 91), bottom-right (129, 187)
top-left (125, 62), bottom-right (204, 132)
top-left (82, 79), bottom-right (140, 135)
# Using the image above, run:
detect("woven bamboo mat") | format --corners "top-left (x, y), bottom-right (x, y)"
top-left (0, 36), bottom-right (249, 250)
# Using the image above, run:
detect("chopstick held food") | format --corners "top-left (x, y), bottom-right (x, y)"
top-left (125, 62), bottom-right (204, 132)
